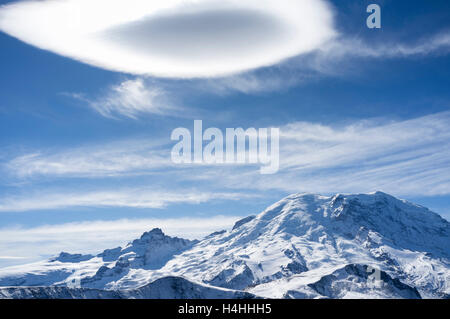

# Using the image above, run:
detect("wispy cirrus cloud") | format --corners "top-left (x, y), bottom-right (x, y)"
top-left (3, 111), bottom-right (450, 200)
top-left (5, 138), bottom-right (173, 179)
top-left (204, 32), bottom-right (450, 94)
top-left (70, 78), bottom-right (180, 119)
top-left (217, 111), bottom-right (450, 196)
top-left (279, 112), bottom-right (450, 171)
top-left (0, 188), bottom-right (256, 212)
top-left (325, 33), bottom-right (450, 59)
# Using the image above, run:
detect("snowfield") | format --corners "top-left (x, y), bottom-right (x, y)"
top-left (0, 192), bottom-right (448, 299)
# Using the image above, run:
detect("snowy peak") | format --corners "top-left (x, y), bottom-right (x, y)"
top-left (243, 192), bottom-right (449, 257)
top-left (0, 192), bottom-right (448, 299)
top-left (0, 228), bottom-right (198, 290)
top-left (79, 228), bottom-right (197, 289)
top-left (121, 228), bottom-right (197, 268)
top-left (96, 228), bottom-right (196, 264)
top-left (133, 228), bottom-right (167, 244)
top-left (127, 228), bottom-right (195, 250)
top-left (162, 192), bottom-right (448, 298)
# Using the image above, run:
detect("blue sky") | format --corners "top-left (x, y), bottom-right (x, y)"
top-left (0, 0), bottom-right (449, 267)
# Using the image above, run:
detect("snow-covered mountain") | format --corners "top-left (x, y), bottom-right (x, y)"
top-left (0, 192), bottom-right (448, 299)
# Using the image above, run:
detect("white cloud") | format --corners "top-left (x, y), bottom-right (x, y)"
top-left (74, 78), bottom-right (177, 119)
top-left (325, 33), bottom-right (450, 59)
top-left (0, 216), bottom-right (241, 267)
top-left (218, 112), bottom-right (450, 197)
top-left (0, 0), bottom-right (336, 78)
top-left (5, 138), bottom-right (172, 178)
top-left (203, 72), bottom-right (305, 94)
top-left (3, 112), bottom-right (450, 200)
top-left (1, 1), bottom-right (448, 91)
top-left (130, 112), bottom-right (449, 199)
top-left (204, 32), bottom-right (450, 94)
top-left (0, 188), bottom-right (256, 212)
top-left (279, 113), bottom-right (450, 171)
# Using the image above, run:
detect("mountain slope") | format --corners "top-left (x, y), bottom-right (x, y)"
top-left (0, 276), bottom-right (255, 299)
top-left (154, 192), bottom-right (449, 298)
top-left (0, 192), bottom-right (448, 299)
top-left (0, 228), bottom-right (196, 289)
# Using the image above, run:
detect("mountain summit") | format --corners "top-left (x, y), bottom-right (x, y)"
top-left (0, 192), bottom-right (448, 299)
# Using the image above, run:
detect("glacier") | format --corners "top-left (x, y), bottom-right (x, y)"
top-left (0, 192), bottom-right (448, 299)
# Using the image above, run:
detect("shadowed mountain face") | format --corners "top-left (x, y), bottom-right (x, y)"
top-left (0, 277), bottom-right (255, 299)
top-left (0, 192), bottom-right (448, 299)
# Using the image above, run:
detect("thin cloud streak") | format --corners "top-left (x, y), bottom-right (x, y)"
top-left (248, 115), bottom-right (450, 196)
top-left (2, 112), bottom-right (450, 205)
top-left (205, 32), bottom-right (450, 94)
top-left (323, 33), bottom-right (450, 59)
top-left (280, 112), bottom-right (450, 171)
top-left (0, 188), bottom-right (257, 212)
top-left (171, 112), bottom-right (450, 197)
top-left (5, 138), bottom-right (172, 179)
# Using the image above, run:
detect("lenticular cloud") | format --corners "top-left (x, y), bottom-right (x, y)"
top-left (0, 0), bottom-right (336, 78)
